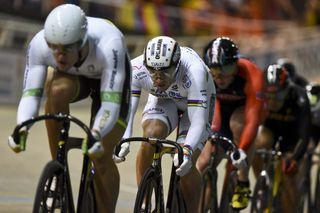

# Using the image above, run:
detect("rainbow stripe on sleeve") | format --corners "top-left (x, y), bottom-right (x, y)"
top-left (132, 90), bottom-right (141, 97)
top-left (187, 100), bottom-right (206, 107)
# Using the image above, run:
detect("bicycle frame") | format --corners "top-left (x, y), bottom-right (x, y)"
top-left (251, 148), bottom-right (283, 212)
top-left (200, 135), bottom-right (240, 213)
top-left (11, 113), bottom-right (96, 213)
top-left (115, 137), bottom-right (184, 212)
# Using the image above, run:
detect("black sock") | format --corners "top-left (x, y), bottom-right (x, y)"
top-left (237, 180), bottom-right (250, 187)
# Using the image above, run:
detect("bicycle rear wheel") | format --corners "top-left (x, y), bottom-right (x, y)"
top-left (314, 166), bottom-right (320, 212)
top-left (200, 168), bottom-right (218, 213)
top-left (33, 161), bottom-right (74, 213)
top-left (250, 175), bottom-right (271, 213)
top-left (134, 167), bottom-right (163, 213)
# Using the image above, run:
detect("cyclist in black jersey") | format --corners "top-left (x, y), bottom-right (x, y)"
top-left (252, 63), bottom-right (311, 213)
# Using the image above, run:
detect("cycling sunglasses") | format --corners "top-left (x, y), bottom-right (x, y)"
top-left (147, 66), bottom-right (177, 79)
top-left (47, 41), bottom-right (82, 53)
top-left (209, 63), bottom-right (237, 77)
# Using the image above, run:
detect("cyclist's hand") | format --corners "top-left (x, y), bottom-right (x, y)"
top-left (174, 145), bottom-right (193, 176)
top-left (8, 127), bottom-right (28, 153)
top-left (88, 130), bottom-right (104, 158)
top-left (113, 142), bottom-right (130, 163)
top-left (282, 158), bottom-right (297, 176)
top-left (230, 148), bottom-right (248, 169)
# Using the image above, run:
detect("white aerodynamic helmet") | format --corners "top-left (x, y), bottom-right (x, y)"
top-left (44, 4), bottom-right (88, 47)
top-left (144, 36), bottom-right (181, 70)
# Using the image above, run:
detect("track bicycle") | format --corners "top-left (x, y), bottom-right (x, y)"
top-left (115, 137), bottom-right (186, 213)
top-left (200, 134), bottom-right (241, 213)
top-left (250, 142), bottom-right (283, 213)
top-left (297, 142), bottom-right (320, 213)
top-left (313, 148), bottom-right (320, 213)
top-left (297, 142), bottom-right (314, 213)
top-left (10, 113), bottom-right (97, 213)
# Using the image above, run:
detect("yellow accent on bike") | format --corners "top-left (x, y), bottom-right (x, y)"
top-left (82, 138), bottom-right (88, 154)
top-left (272, 161), bottom-right (282, 197)
top-left (58, 141), bottom-right (65, 146)
top-left (117, 118), bottom-right (127, 129)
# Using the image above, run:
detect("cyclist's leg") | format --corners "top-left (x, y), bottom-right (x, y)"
top-left (136, 119), bottom-right (167, 184)
top-left (137, 96), bottom-right (178, 185)
top-left (90, 70), bottom-right (130, 212)
top-left (180, 149), bottom-right (202, 212)
top-left (44, 68), bottom-right (90, 159)
top-left (281, 163), bottom-right (300, 212)
top-left (92, 121), bottom-right (126, 212)
top-left (178, 113), bottom-right (210, 212)
top-left (198, 102), bottom-right (235, 173)
top-left (280, 143), bottom-right (306, 213)
top-left (196, 139), bottom-right (226, 172)
top-left (251, 126), bottom-right (274, 177)
top-left (229, 107), bottom-right (254, 209)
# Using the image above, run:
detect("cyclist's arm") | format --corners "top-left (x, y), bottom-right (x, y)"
top-left (238, 62), bottom-right (266, 151)
top-left (91, 38), bottom-right (127, 138)
top-left (211, 98), bottom-right (221, 131)
top-left (185, 69), bottom-right (213, 150)
top-left (292, 90), bottom-right (311, 160)
top-left (17, 36), bottom-right (48, 124)
top-left (122, 89), bottom-right (140, 139)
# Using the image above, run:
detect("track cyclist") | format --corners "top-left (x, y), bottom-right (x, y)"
top-left (253, 63), bottom-right (311, 212)
top-left (197, 36), bottom-right (267, 210)
top-left (8, 4), bottom-right (131, 212)
top-left (114, 36), bottom-right (216, 212)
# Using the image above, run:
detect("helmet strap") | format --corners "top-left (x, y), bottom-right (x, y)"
top-left (74, 41), bottom-right (88, 67)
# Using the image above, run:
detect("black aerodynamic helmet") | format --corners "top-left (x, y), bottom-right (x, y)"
top-left (203, 36), bottom-right (239, 68)
top-left (264, 64), bottom-right (289, 93)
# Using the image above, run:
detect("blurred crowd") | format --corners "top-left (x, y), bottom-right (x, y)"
top-left (0, 0), bottom-right (319, 36)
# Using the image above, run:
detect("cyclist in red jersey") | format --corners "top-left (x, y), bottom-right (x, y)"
top-left (197, 37), bottom-right (267, 210)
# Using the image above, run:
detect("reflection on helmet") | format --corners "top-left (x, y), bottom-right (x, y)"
top-left (144, 36), bottom-right (181, 71)
top-left (44, 4), bottom-right (88, 47)
top-left (264, 64), bottom-right (288, 93)
top-left (203, 37), bottom-right (239, 69)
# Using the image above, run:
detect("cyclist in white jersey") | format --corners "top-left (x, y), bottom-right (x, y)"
top-left (114, 36), bottom-right (216, 212)
top-left (7, 4), bottom-right (131, 212)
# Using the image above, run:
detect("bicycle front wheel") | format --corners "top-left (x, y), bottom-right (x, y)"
top-left (134, 167), bottom-right (163, 213)
top-left (314, 166), bottom-right (320, 212)
top-left (220, 170), bottom-right (239, 213)
top-left (33, 161), bottom-right (74, 213)
top-left (200, 168), bottom-right (218, 213)
top-left (250, 175), bottom-right (271, 213)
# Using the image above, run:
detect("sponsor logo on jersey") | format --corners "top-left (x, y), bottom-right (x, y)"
top-left (98, 109), bottom-right (110, 130)
top-left (182, 75), bottom-right (192, 88)
top-left (134, 71), bottom-right (148, 80)
top-left (217, 93), bottom-right (245, 101)
top-left (168, 91), bottom-right (183, 99)
top-left (110, 49), bottom-right (118, 89)
top-left (145, 107), bottom-right (165, 114)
